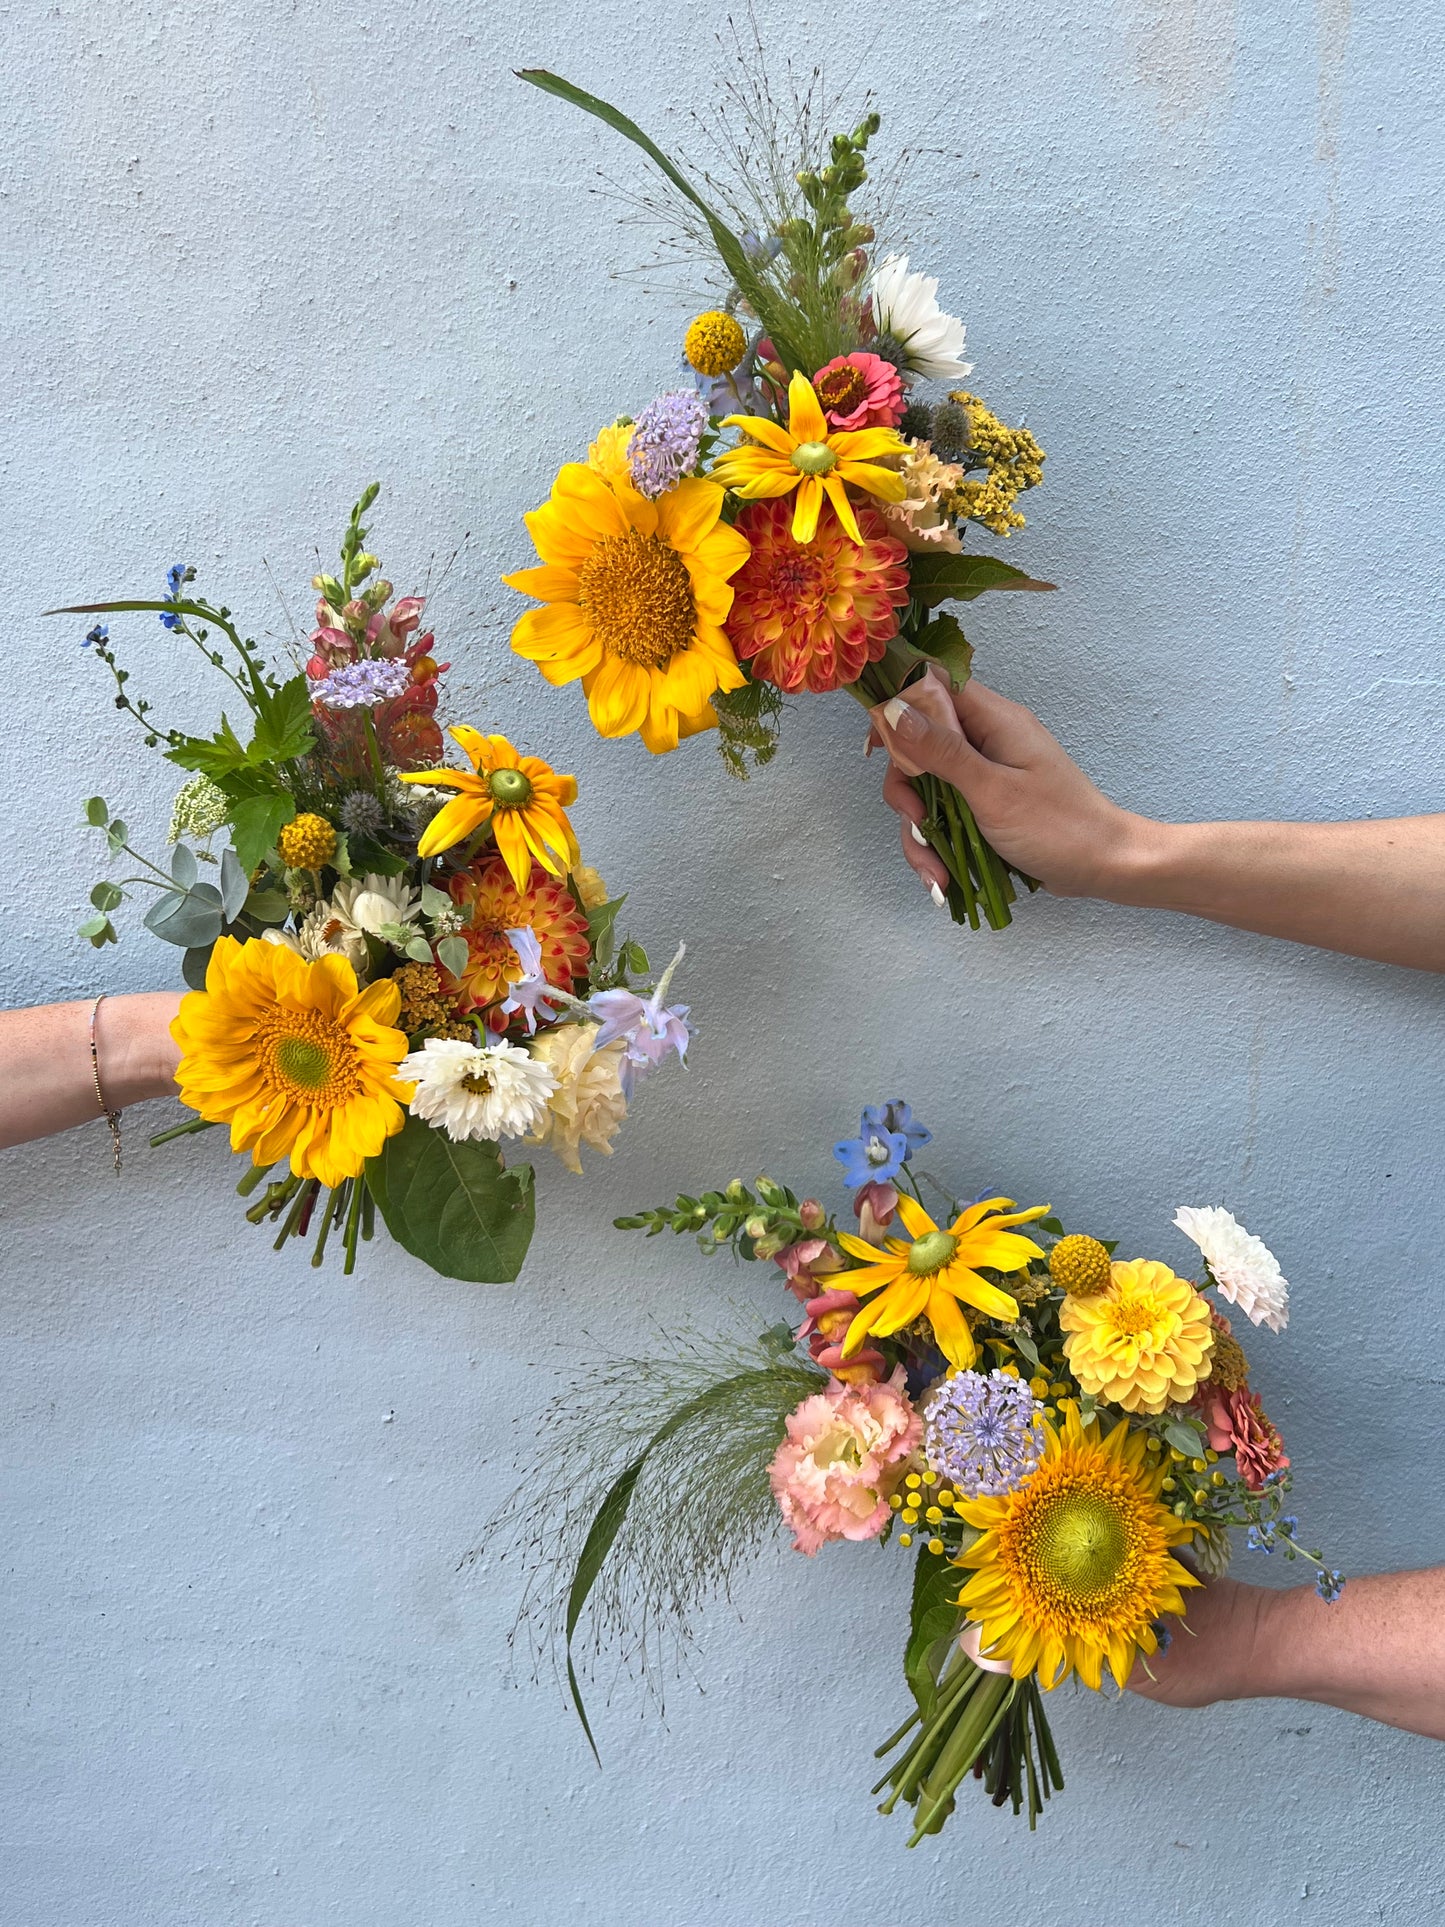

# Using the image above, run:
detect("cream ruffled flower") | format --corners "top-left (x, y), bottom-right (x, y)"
top-left (1173, 1206), bottom-right (1290, 1333)
top-left (881, 440), bottom-right (966, 553)
top-left (399, 1036), bottom-right (557, 1142)
top-left (869, 254), bottom-right (973, 381)
top-left (524, 1021), bottom-right (628, 1173)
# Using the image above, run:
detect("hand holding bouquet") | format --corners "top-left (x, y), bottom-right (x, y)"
top-left (503, 67), bottom-right (1054, 929)
top-left (56, 487), bottom-right (692, 1282)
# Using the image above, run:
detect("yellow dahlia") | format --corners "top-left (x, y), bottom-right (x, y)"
top-left (398, 727), bottom-right (578, 890)
top-left (836, 1191), bottom-right (1049, 1370)
top-left (956, 1406), bottom-right (1199, 1691)
top-left (504, 465), bottom-right (750, 754)
top-left (170, 936), bottom-right (412, 1188)
top-left (711, 369), bottom-right (908, 545)
top-left (1060, 1259), bottom-right (1214, 1415)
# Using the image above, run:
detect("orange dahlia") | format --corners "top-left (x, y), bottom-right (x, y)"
top-left (725, 498), bottom-right (911, 694)
top-left (445, 857), bottom-right (592, 1011)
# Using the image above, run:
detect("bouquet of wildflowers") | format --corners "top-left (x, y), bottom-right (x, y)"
top-left (503, 66), bottom-right (1054, 929)
top-left (503, 1107), bottom-right (1338, 1833)
top-left (56, 486), bottom-right (692, 1282)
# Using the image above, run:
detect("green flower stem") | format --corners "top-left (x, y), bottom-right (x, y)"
top-left (310, 1182), bottom-right (348, 1268)
top-left (360, 1180), bottom-right (375, 1243)
top-left (149, 1117), bottom-right (219, 1147)
top-left (273, 1177), bottom-right (319, 1251)
top-left (342, 1177), bottom-right (366, 1275)
top-left (246, 1174), bottom-right (299, 1225)
top-left (233, 1158), bottom-right (279, 1197)
top-left (909, 1673), bottom-right (1017, 1844)
top-left (875, 1656), bottom-right (984, 1810)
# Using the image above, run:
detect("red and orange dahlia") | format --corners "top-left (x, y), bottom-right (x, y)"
top-left (725, 498), bottom-right (911, 694)
top-left (445, 857), bottom-right (591, 1012)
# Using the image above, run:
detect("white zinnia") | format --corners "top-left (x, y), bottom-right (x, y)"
top-left (524, 1022), bottom-right (628, 1174)
top-left (400, 1037), bottom-right (557, 1143)
top-left (1173, 1205), bottom-right (1290, 1333)
top-left (869, 254), bottom-right (973, 382)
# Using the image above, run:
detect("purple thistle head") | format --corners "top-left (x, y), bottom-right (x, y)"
top-left (925, 1370), bottom-right (1045, 1498)
top-left (310, 657), bottom-right (413, 710)
top-left (627, 390), bottom-right (709, 499)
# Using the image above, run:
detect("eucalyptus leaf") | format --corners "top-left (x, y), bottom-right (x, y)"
top-left (218, 847), bottom-right (249, 921)
top-left (436, 934), bottom-right (470, 981)
top-left (84, 796), bottom-right (110, 827)
top-left (143, 881), bottom-right (225, 950)
top-left (170, 843), bottom-right (199, 891)
top-left (106, 819), bottom-right (128, 854)
top-left (90, 880), bottom-right (124, 913)
top-left (182, 944), bottom-right (216, 990)
top-left (365, 1118), bottom-right (536, 1284)
top-left (78, 913), bottom-right (117, 945)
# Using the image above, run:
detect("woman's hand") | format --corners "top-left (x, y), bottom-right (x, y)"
top-left (869, 672), bottom-right (1152, 903)
top-left (1127, 1576), bottom-right (1268, 1709)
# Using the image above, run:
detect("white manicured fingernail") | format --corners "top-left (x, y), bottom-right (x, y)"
top-left (929, 881), bottom-right (946, 907)
top-left (909, 823), bottom-right (928, 846)
top-left (882, 697), bottom-right (911, 729)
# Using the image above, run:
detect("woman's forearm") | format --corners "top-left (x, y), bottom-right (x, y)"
top-left (0, 993), bottom-right (183, 1151)
top-left (1110, 816), bottom-right (1445, 972)
top-left (1247, 1569), bottom-right (1445, 1739)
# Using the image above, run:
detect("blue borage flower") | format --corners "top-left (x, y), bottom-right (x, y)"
top-left (82, 623), bottom-right (108, 649)
top-left (159, 561), bottom-right (193, 630)
top-left (832, 1099), bottom-right (931, 1187)
top-left (924, 1369), bottom-right (1046, 1497)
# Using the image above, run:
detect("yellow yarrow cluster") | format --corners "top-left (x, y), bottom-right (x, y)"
top-left (1049, 1234), bottom-right (1112, 1297)
top-left (945, 391), bottom-right (1045, 536)
top-left (392, 961), bottom-right (468, 1039)
top-left (1059, 1258), bottom-right (1214, 1415)
top-left (1206, 1328), bottom-right (1251, 1392)
top-left (571, 863), bottom-right (610, 910)
top-left (278, 812), bottom-right (337, 870)
top-left (684, 309), bottom-right (747, 376)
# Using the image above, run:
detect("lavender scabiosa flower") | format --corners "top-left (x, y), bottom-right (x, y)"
top-left (924, 1369), bottom-right (1046, 1498)
top-left (310, 657), bottom-right (412, 709)
top-left (627, 390), bottom-right (709, 498)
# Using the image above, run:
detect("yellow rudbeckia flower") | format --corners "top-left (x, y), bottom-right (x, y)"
top-left (399, 727), bottom-right (579, 891)
top-left (504, 466), bottom-right (751, 755)
top-left (836, 1191), bottom-right (1049, 1369)
top-left (711, 369), bottom-right (909, 546)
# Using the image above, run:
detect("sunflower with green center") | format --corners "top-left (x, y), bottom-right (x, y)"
top-left (956, 1405), bottom-right (1199, 1691)
top-left (503, 464), bottom-right (751, 754)
top-left (170, 936), bottom-right (413, 1188)
top-left (836, 1192), bottom-right (1049, 1369)
top-left (711, 369), bottom-right (909, 545)
top-left (399, 726), bottom-right (578, 890)
top-left (1060, 1258), bottom-right (1214, 1415)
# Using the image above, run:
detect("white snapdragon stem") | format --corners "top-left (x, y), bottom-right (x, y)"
top-left (651, 942), bottom-right (686, 1008)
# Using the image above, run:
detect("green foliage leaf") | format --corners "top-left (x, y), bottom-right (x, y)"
top-left (1038, 1216), bottom-right (1065, 1237)
top-left (909, 553), bottom-right (1056, 607)
top-left (170, 843), bottom-right (199, 891)
top-left (436, 934), bottom-right (470, 982)
top-left (618, 939), bottom-right (649, 977)
top-left (89, 880), bottom-right (124, 913)
top-left (345, 834), bottom-right (407, 877)
top-left (84, 796), bottom-right (110, 827)
top-left (712, 676), bottom-right (784, 779)
top-left (911, 611), bottom-right (974, 689)
top-left (404, 936), bottom-right (435, 964)
top-left (1164, 1417), bottom-right (1207, 1459)
top-left (165, 715), bottom-right (251, 779)
top-left (242, 887), bottom-right (289, 925)
top-left (228, 792), bottom-right (296, 873)
top-left (905, 1550), bottom-right (965, 1720)
top-left (182, 944), bottom-right (215, 991)
top-left (585, 895), bottom-right (627, 968)
top-left (105, 819), bottom-right (129, 855)
top-left (218, 847), bottom-right (249, 921)
top-left (1011, 1327), bottom-right (1041, 1371)
top-left (143, 881), bottom-right (225, 950)
top-left (248, 674), bottom-right (315, 765)
top-left (365, 1117), bottom-right (536, 1284)
top-left (77, 913), bottom-right (117, 946)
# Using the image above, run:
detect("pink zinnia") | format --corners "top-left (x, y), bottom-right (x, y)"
top-left (1197, 1385), bottom-right (1290, 1491)
top-left (812, 352), bottom-right (907, 431)
top-left (769, 1367), bottom-right (921, 1556)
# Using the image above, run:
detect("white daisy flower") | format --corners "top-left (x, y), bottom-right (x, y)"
top-left (869, 254), bottom-right (973, 382)
top-left (400, 1037), bottom-right (557, 1143)
top-left (1173, 1206), bottom-right (1289, 1333)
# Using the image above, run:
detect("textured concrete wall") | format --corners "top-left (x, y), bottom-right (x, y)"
top-left (3, 1), bottom-right (1444, 1922)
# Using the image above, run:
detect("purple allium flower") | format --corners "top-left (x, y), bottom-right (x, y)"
top-left (309, 657), bottom-right (413, 709)
top-left (925, 1370), bottom-right (1046, 1498)
top-left (627, 389), bottom-right (709, 498)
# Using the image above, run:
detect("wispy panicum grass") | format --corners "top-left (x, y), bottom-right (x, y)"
top-left (478, 1316), bottom-right (824, 1716)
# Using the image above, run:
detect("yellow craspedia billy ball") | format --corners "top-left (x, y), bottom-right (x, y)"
top-left (1049, 1234), bottom-right (1112, 1297)
top-left (278, 811), bottom-right (337, 869)
top-left (684, 310), bottom-right (747, 377)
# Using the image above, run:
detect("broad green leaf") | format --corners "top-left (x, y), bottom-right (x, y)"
top-left (1038, 1217), bottom-right (1065, 1237)
top-left (911, 611), bottom-right (974, 689)
top-left (404, 936), bottom-right (435, 964)
top-left (218, 847), bottom-right (249, 921)
top-left (584, 894), bottom-right (626, 968)
top-left (165, 715), bottom-right (252, 778)
top-left (249, 674), bottom-right (315, 766)
top-left (517, 71), bottom-right (808, 374)
top-left (144, 881), bottom-right (225, 950)
top-left (89, 880), bottom-right (124, 912)
top-left (419, 882), bottom-right (451, 919)
top-left (228, 792), bottom-right (296, 873)
top-left (344, 833), bottom-right (407, 877)
top-left (242, 887), bottom-right (290, 925)
top-left (905, 1548), bottom-right (965, 1720)
top-left (619, 940), bottom-right (649, 977)
top-left (84, 796), bottom-right (110, 827)
top-left (77, 913), bottom-right (117, 945)
top-left (909, 552), bottom-right (1056, 607)
top-left (1163, 1417), bottom-right (1207, 1459)
top-left (365, 1117), bottom-right (536, 1283)
top-left (181, 944), bottom-right (215, 991)
top-left (170, 843), bottom-right (199, 891)
top-left (436, 934), bottom-right (470, 981)
top-left (105, 819), bottom-right (128, 854)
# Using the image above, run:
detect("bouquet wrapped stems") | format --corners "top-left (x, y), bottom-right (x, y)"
top-left (874, 1649), bottom-right (1063, 1838)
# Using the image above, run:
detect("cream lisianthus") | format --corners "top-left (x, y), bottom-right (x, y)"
top-left (869, 254), bottom-right (972, 382)
top-left (399, 1036), bottom-right (557, 1142)
top-left (881, 441), bottom-right (966, 553)
top-left (524, 1021), bottom-right (628, 1173)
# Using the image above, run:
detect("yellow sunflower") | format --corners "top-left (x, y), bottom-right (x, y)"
top-left (170, 936), bottom-right (413, 1188)
top-left (399, 726), bottom-right (578, 890)
top-left (956, 1406), bottom-right (1199, 1691)
top-left (504, 465), bottom-right (751, 754)
top-left (711, 369), bottom-right (909, 545)
top-left (1060, 1259), bottom-right (1214, 1415)
top-left (836, 1192), bottom-right (1049, 1369)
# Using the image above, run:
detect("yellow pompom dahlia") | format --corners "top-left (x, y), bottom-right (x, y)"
top-left (504, 466), bottom-right (750, 754)
top-left (170, 936), bottom-right (412, 1187)
top-left (1059, 1259), bottom-right (1214, 1415)
top-left (956, 1406), bottom-right (1199, 1691)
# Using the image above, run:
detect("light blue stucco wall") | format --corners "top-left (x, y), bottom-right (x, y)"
top-left (3, 1), bottom-right (1444, 1921)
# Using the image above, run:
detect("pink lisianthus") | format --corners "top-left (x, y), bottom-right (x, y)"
top-left (797, 1287), bottom-right (886, 1383)
top-left (769, 1367), bottom-right (922, 1555)
top-left (812, 352), bottom-right (907, 431)
top-left (853, 1179), bottom-right (899, 1246)
top-left (772, 1236), bottom-right (846, 1305)
top-left (1196, 1385), bottom-right (1290, 1491)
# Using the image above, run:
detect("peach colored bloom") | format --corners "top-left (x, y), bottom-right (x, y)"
top-left (769, 1367), bottom-right (921, 1555)
top-left (1196, 1385), bottom-right (1290, 1491)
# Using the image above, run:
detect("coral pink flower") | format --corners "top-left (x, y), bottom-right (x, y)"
top-left (773, 1236), bottom-right (846, 1305)
top-left (769, 1367), bottom-right (922, 1555)
top-left (727, 498), bottom-right (911, 694)
top-left (1196, 1385), bottom-right (1290, 1491)
top-left (812, 352), bottom-right (907, 431)
top-left (797, 1287), bottom-right (885, 1383)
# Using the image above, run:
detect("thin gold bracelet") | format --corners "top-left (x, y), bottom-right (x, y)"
top-left (89, 993), bottom-right (123, 1177)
